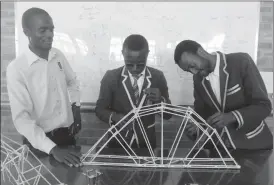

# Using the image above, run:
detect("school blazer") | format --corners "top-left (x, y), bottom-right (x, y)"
top-left (95, 66), bottom-right (172, 148)
top-left (193, 52), bottom-right (273, 150)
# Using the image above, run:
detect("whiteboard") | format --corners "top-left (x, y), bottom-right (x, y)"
top-left (15, 2), bottom-right (262, 104)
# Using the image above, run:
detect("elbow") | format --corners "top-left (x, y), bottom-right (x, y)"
top-left (94, 105), bottom-right (101, 119)
top-left (265, 101), bottom-right (272, 117)
top-left (94, 103), bottom-right (105, 122)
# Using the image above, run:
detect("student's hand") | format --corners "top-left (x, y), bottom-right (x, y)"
top-left (185, 122), bottom-right (198, 141)
top-left (50, 146), bottom-right (83, 167)
top-left (207, 112), bottom-right (236, 129)
top-left (69, 103), bottom-right (81, 135)
top-left (144, 88), bottom-right (162, 103)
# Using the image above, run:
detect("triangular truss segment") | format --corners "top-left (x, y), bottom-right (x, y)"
top-left (81, 96), bottom-right (241, 169)
top-left (1, 135), bottom-right (65, 185)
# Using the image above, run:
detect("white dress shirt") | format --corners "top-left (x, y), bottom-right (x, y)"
top-left (128, 67), bottom-right (146, 94)
top-left (206, 52), bottom-right (221, 105)
top-left (6, 47), bottom-right (80, 154)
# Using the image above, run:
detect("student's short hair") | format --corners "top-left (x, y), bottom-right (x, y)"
top-left (174, 40), bottom-right (202, 64)
top-left (122, 34), bottom-right (149, 51)
top-left (22, 7), bottom-right (50, 29)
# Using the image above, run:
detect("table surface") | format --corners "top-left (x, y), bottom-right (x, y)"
top-left (1, 145), bottom-right (273, 185)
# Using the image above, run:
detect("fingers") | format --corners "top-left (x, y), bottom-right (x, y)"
top-left (209, 116), bottom-right (221, 126)
top-left (64, 151), bottom-right (82, 167)
top-left (69, 150), bottom-right (82, 158)
top-left (64, 159), bottom-right (73, 167)
top-left (143, 88), bottom-right (151, 95)
top-left (206, 112), bottom-right (221, 124)
top-left (185, 123), bottom-right (197, 135)
top-left (146, 94), bottom-right (157, 101)
top-left (64, 155), bottom-right (79, 167)
top-left (144, 88), bottom-right (159, 95)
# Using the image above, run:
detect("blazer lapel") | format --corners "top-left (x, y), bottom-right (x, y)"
top-left (202, 78), bottom-right (221, 112)
top-left (138, 68), bottom-right (152, 107)
top-left (218, 51), bottom-right (229, 112)
top-left (121, 66), bottom-right (136, 109)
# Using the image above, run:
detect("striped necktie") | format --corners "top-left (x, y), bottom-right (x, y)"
top-left (128, 74), bottom-right (142, 148)
top-left (132, 74), bottom-right (142, 105)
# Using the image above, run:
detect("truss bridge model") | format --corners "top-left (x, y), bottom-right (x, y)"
top-left (81, 95), bottom-right (241, 170)
top-left (1, 135), bottom-right (65, 185)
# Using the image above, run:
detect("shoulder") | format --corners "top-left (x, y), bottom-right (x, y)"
top-left (147, 66), bottom-right (164, 77)
top-left (7, 53), bottom-right (28, 78)
top-left (225, 52), bottom-right (254, 70)
top-left (101, 66), bottom-right (124, 81)
top-left (51, 47), bottom-right (64, 56)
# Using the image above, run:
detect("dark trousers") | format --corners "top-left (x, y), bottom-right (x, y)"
top-left (23, 127), bottom-right (76, 156)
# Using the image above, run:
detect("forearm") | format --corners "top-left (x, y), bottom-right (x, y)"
top-left (95, 105), bottom-right (113, 124)
top-left (232, 103), bottom-right (271, 131)
top-left (14, 117), bottom-right (56, 154)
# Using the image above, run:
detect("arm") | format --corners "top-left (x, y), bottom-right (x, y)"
top-left (158, 71), bottom-right (172, 120)
top-left (95, 70), bottom-right (114, 124)
top-left (60, 52), bottom-right (80, 106)
top-left (231, 53), bottom-right (271, 131)
top-left (6, 66), bottom-right (56, 154)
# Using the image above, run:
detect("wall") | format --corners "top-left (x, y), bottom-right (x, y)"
top-left (1, 2), bottom-right (15, 103)
top-left (15, 2), bottom-right (262, 105)
top-left (1, 2), bottom-right (273, 145)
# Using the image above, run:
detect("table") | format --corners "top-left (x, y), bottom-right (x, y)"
top-left (1, 146), bottom-right (273, 185)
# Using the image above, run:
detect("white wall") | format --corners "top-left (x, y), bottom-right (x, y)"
top-left (15, 2), bottom-right (266, 104)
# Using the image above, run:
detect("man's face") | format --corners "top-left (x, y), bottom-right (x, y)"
top-left (122, 48), bottom-right (149, 75)
top-left (25, 13), bottom-right (54, 51)
top-left (178, 52), bottom-right (211, 77)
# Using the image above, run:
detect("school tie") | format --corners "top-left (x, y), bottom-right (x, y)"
top-left (127, 74), bottom-right (142, 147)
top-left (132, 74), bottom-right (142, 106)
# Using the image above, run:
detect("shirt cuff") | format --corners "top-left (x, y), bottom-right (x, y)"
top-left (43, 138), bottom-right (57, 154)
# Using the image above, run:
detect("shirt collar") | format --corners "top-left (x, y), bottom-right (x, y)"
top-left (26, 46), bottom-right (57, 66)
top-left (128, 67), bottom-right (146, 78)
top-left (206, 52), bottom-right (220, 79)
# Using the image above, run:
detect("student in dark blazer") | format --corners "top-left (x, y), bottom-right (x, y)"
top-left (173, 40), bottom-right (272, 151)
top-left (96, 34), bottom-right (172, 150)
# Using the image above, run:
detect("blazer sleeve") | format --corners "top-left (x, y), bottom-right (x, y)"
top-left (231, 53), bottom-right (272, 131)
top-left (95, 70), bottom-right (114, 124)
top-left (158, 71), bottom-right (172, 120)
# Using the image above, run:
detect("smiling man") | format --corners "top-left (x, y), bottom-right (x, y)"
top-left (174, 40), bottom-right (273, 152)
top-left (6, 7), bottom-right (82, 167)
top-left (96, 34), bottom-right (172, 150)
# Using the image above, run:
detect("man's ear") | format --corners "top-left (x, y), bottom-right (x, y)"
top-left (23, 27), bottom-right (31, 37)
top-left (197, 47), bottom-right (208, 58)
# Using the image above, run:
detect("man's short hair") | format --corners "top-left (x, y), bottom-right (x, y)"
top-left (22, 7), bottom-right (50, 29)
top-left (174, 40), bottom-right (202, 64)
top-left (122, 34), bottom-right (149, 51)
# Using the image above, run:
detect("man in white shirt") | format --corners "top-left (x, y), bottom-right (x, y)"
top-left (6, 7), bottom-right (82, 167)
